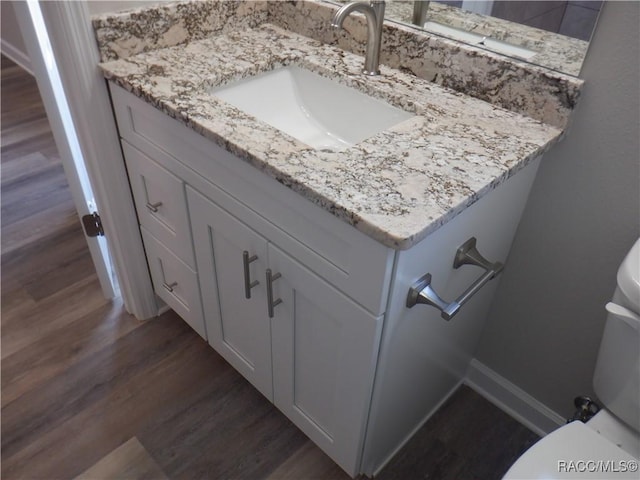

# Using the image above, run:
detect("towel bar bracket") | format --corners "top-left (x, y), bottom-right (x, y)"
top-left (406, 237), bottom-right (504, 320)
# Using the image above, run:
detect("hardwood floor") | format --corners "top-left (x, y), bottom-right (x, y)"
top-left (1, 55), bottom-right (539, 479)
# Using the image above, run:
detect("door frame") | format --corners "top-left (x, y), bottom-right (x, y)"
top-left (13, 1), bottom-right (158, 319)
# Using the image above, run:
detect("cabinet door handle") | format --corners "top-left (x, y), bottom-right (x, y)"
top-left (266, 269), bottom-right (282, 318)
top-left (406, 237), bottom-right (504, 320)
top-left (146, 201), bottom-right (163, 213)
top-left (162, 281), bottom-right (178, 293)
top-left (242, 250), bottom-right (259, 299)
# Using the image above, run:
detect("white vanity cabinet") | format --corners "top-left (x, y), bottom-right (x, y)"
top-left (110, 83), bottom-right (542, 477)
top-left (111, 84), bottom-right (390, 476)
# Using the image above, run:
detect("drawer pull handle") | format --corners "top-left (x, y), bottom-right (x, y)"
top-left (406, 237), bottom-right (504, 320)
top-left (162, 281), bottom-right (178, 293)
top-left (242, 251), bottom-right (259, 299)
top-left (266, 269), bottom-right (282, 318)
top-left (146, 201), bottom-right (163, 213)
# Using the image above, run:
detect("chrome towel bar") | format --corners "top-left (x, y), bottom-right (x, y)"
top-left (406, 237), bottom-right (504, 320)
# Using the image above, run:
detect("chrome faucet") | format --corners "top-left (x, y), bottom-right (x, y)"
top-left (331, 1), bottom-right (386, 75)
top-left (412, 1), bottom-right (430, 27)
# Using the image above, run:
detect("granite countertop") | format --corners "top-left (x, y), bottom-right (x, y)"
top-left (100, 23), bottom-right (562, 250)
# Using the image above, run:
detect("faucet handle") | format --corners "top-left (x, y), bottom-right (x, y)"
top-left (330, 0), bottom-right (385, 75)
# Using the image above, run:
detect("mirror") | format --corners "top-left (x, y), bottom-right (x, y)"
top-left (332, 0), bottom-right (602, 77)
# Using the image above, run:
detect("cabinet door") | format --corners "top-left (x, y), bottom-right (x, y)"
top-left (188, 187), bottom-right (273, 400)
top-left (268, 244), bottom-right (383, 476)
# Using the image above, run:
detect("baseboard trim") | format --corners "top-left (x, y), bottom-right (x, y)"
top-left (369, 379), bottom-right (464, 477)
top-left (1, 39), bottom-right (33, 75)
top-left (465, 359), bottom-right (565, 437)
top-left (157, 304), bottom-right (171, 316)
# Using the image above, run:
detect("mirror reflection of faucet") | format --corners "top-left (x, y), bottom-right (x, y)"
top-left (331, 1), bottom-right (386, 75)
top-left (410, 1), bottom-right (537, 60)
top-left (412, 0), bottom-right (429, 26)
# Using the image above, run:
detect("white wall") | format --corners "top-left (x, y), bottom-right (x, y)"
top-left (87, 1), bottom-right (169, 16)
top-left (1, 1), bottom-right (31, 72)
top-left (476, 1), bottom-right (640, 419)
top-left (1, 1), bottom-right (170, 69)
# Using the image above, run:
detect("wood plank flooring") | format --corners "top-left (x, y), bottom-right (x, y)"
top-left (1, 55), bottom-right (539, 479)
top-left (74, 437), bottom-right (169, 480)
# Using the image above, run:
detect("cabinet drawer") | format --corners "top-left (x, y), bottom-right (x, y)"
top-left (123, 141), bottom-right (195, 268)
top-left (141, 228), bottom-right (206, 340)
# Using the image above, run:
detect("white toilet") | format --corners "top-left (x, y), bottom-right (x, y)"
top-left (504, 238), bottom-right (640, 479)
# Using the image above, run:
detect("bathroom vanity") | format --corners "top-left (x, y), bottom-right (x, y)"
top-left (95, 2), bottom-right (571, 477)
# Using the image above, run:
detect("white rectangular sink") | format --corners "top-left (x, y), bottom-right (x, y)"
top-left (209, 66), bottom-right (414, 150)
top-left (424, 21), bottom-right (537, 60)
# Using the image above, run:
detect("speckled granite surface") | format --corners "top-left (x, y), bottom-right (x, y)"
top-left (99, 24), bottom-right (562, 249)
top-left (92, 0), bottom-right (583, 129)
top-left (267, 1), bottom-right (582, 129)
top-left (382, 0), bottom-right (588, 76)
top-left (93, 0), bottom-right (268, 61)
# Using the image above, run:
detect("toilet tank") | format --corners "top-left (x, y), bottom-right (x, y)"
top-left (613, 237), bottom-right (640, 312)
top-left (593, 239), bottom-right (640, 433)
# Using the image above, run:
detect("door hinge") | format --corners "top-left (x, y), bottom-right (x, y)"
top-left (82, 212), bottom-right (104, 237)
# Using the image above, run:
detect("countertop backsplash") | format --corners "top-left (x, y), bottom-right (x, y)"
top-left (92, 1), bottom-right (269, 62)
